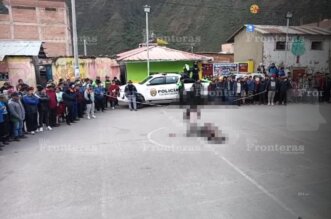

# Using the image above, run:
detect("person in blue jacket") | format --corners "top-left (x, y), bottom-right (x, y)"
top-left (22, 87), bottom-right (39, 134)
top-left (278, 67), bottom-right (286, 77)
top-left (94, 80), bottom-right (105, 112)
top-left (268, 63), bottom-right (279, 78)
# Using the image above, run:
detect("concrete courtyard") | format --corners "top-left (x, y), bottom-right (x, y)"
top-left (0, 104), bottom-right (330, 219)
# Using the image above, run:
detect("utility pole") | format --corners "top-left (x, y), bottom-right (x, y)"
top-left (144, 5), bottom-right (151, 77)
top-left (84, 39), bottom-right (87, 56)
top-left (71, 0), bottom-right (80, 79)
top-left (285, 11), bottom-right (293, 69)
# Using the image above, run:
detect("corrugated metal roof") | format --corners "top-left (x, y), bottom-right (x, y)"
top-left (227, 24), bottom-right (331, 43)
top-left (303, 19), bottom-right (331, 30)
top-left (251, 25), bottom-right (331, 35)
top-left (117, 46), bottom-right (213, 62)
top-left (0, 41), bottom-right (43, 61)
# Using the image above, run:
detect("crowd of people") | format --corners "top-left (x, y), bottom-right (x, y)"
top-left (0, 76), bottom-right (121, 150)
top-left (1, 63), bottom-right (330, 149)
top-left (196, 63), bottom-right (331, 106)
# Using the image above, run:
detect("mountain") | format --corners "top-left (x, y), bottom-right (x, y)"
top-left (71, 0), bottom-right (331, 56)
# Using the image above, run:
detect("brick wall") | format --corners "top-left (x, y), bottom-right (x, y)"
top-left (0, 24), bottom-right (11, 38)
top-left (0, 0), bottom-right (72, 57)
top-left (12, 7), bottom-right (37, 23)
top-left (14, 25), bottom-right (39, 39)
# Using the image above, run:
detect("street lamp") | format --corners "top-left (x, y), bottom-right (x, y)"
top-left (144, 5), bottom-right (151, 77)
top-left (285, 11), bottom-right (293, 68)
top-left (71, 0), bottom-right (80, 79)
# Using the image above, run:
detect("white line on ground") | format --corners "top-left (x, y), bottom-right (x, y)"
top-left (160, 108), bottom-right (299, 218)
top-left (147, 127), bottom-right (174, 149)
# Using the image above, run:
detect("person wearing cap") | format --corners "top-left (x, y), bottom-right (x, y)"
top-left (8, 92), bottom-right (26, 140)
top-left (124, 80), bottom-right (138, 111)
top-left (22, 87), bottom-right (39, 134)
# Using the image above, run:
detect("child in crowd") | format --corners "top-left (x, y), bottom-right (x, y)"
top-left (84, 85), bottom-right (96, 119)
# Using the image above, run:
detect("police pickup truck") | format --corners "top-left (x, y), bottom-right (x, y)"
top-left (119, 73), bottom-right (210, 107)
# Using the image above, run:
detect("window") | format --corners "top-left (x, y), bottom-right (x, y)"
top-left (311, 41), bottom-right (323, 50)
top-left (45, 8), bottom-right (57, 12)
top-left (12, 6), bottom-right (35, 10)
top-left (166, 76), bottom-right (179, 84)
top-left (275, 41), bottom-right (286, 50)
top-left (139, 76), bottom-right (153, 85)
top-left (149, 77), bottom-right (165, 85)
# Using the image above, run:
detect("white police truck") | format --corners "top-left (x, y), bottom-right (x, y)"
top-left (119, 73), bottom-right (210, 107)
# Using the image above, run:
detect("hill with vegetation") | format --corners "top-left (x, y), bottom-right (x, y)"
top-left (71, 0), bottom-right (331, 55)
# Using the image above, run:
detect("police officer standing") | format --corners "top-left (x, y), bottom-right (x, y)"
top-left (191, 61), bottom-right (200, 82)
top-left (177, 77), bottom-right (185, 106)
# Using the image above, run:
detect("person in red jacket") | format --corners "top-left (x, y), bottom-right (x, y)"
top-left (46, 83), bottom-right (59, 127)
top-left (108, 80), bottom-right (120, 109)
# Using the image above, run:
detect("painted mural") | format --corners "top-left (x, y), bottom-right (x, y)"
top-left (52, 57), bottom-right (120, 82)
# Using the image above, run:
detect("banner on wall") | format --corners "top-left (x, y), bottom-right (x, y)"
top-left (202, 63), bottom-right (213, 78)
top-left (213, 63), bottom-right (238, 76)
top-left (238, 63), bottom-right (249, 73)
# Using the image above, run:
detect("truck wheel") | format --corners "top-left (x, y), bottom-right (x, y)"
top-left (136, 94), bottom-right (145, 109)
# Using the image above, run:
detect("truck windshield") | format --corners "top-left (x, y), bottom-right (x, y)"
top-left (139, 76), bottom-right (153, 84)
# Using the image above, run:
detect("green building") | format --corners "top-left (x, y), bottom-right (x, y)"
top-left (116, 45), bottom-right (213, 82)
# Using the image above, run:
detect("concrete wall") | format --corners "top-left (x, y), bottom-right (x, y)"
top-left (196, 53), bottom-right (234, 63)
top-left (233, 30), bottom-right (263, 70)
top-left (52, 58), bottom-right (120, 82)
top-left (263, 36), bottom-right (331, 73)
top-left (0, 0), bottom-right (72, 57)
top-left (0, 57), bottom-right (37, 87)
top-left (126, 61), bottom-right (194, 82)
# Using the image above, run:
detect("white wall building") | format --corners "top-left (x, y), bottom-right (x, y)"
top-left (227, 25), bottom-right (331, 76)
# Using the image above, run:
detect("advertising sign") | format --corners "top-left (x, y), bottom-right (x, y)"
top-left (213, 63), bottom-right (238, 76)
top-left (238, 63), bottom-right (249, 73)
